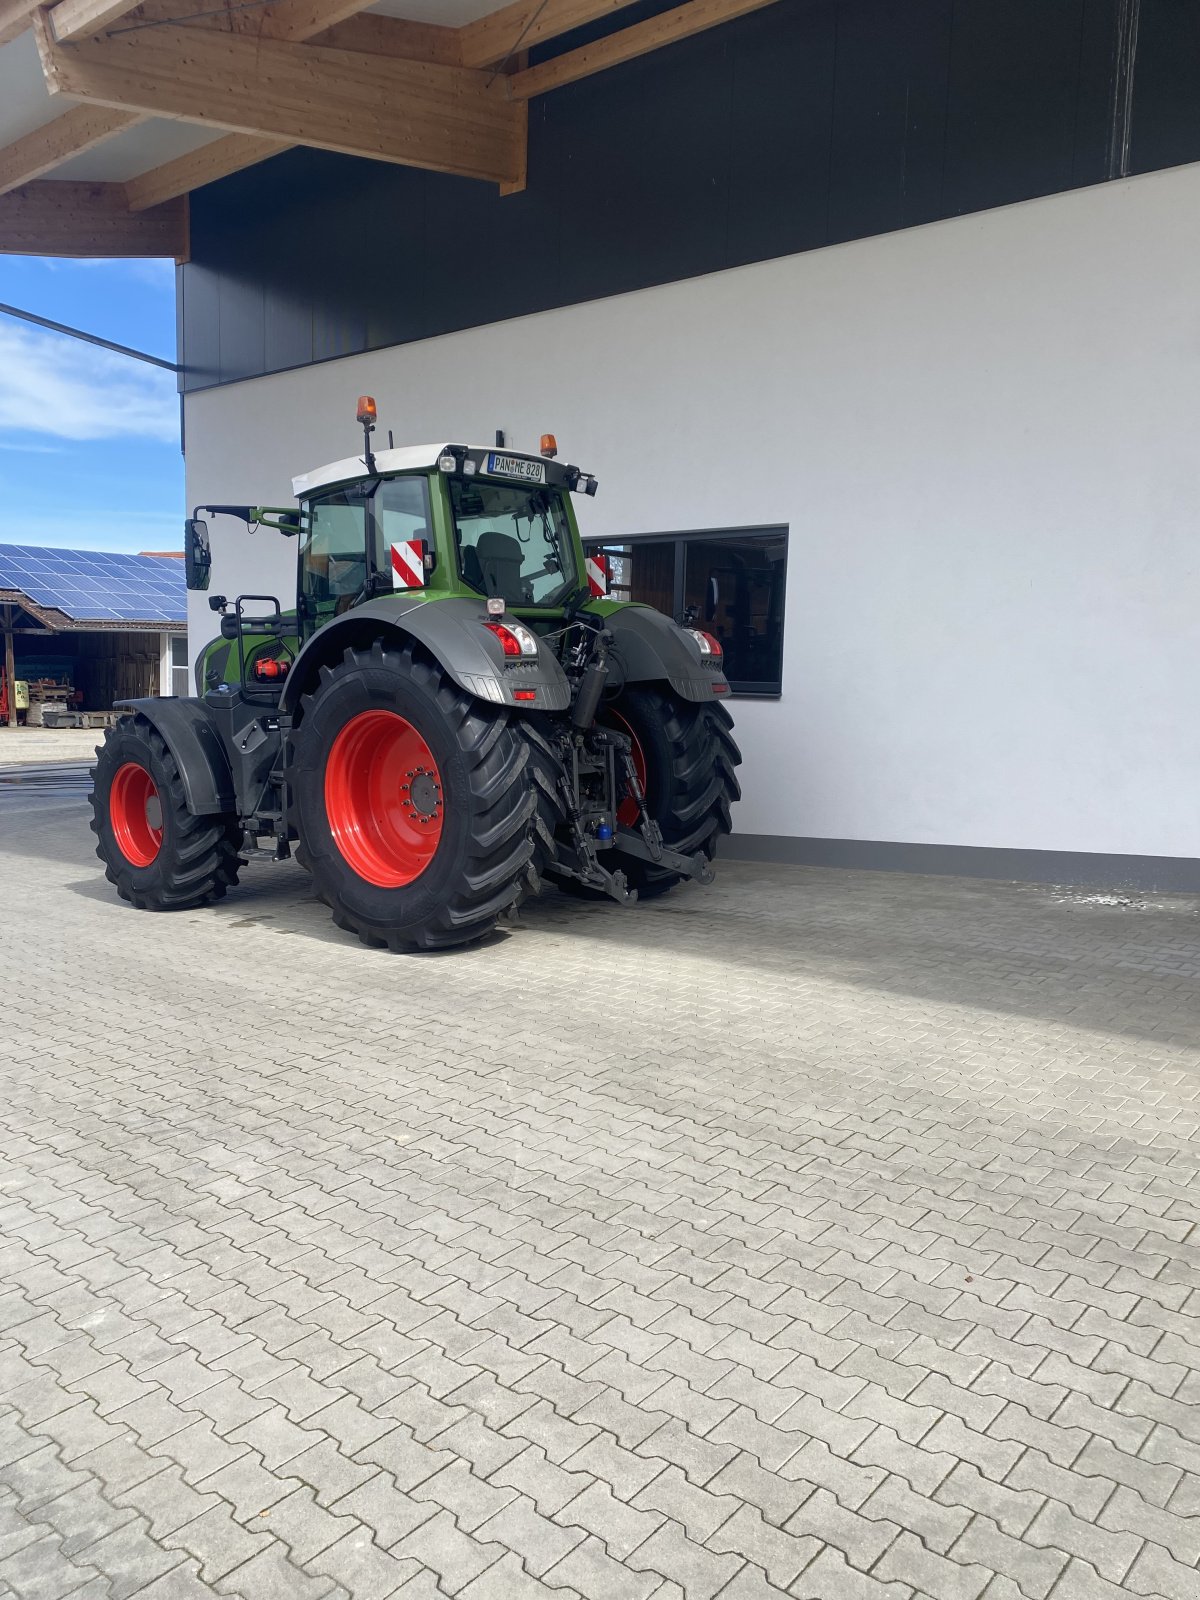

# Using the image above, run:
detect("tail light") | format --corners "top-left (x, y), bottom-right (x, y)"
top-left (686, 628), bottom-right (723, 659)
top-left (483, 620), bottom-right (538, 659)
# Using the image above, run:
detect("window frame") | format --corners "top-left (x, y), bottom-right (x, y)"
top-left (588, 525), bottom-right (788, 697)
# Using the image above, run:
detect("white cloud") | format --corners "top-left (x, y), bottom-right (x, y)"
top-left (0, 321), bottom-right (179, 444)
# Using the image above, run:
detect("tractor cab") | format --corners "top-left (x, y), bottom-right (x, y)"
top-left (289, 423), bottom-right (597, 634)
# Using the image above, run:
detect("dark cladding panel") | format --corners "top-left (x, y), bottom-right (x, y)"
top-left (179, 0), bottom-right (1200, 391)
top-left (828, 0), bottom-right (951, 244)
top-left (263, 285), bottom-right (313, 376)
top-left (943, 0), bottom-right (1089, 215)
top-left (423, 149), bottom-right (559, 331)
top-left (726, 0), bottom-right (836, 267)
top-left (217, 273), bottom-right (265, 385)
top-left (547, 32), bottom-right (732, 306)
top-left (181, 260), bottom-right (220, 390)
top-left (1129, 0), bottom-right (1200, 174)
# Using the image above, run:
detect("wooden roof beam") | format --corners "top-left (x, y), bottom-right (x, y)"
top-left (0, 0), bottom-right (39, 46)
top-left (125, 133), bottom-right (286, 212)
top-left (3, 0), bottom-right (384, 208)
top-left (48, 0), bottom-right (146, 43)
top-left (34, 12), bottom-right (525, 188)
top-left (458, 0), bottom-right (642, 70)
top-left (0, 179), bottom-right (186, 257)
top-left (0, 104), bottom-right (137, 199)
top-left (59, 0), bottom-right (471, 210)
top-left (509, 0), bottom-right (783, 99)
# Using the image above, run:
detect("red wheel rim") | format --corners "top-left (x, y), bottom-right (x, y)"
top-left (607, 710), bottom-right (646, 828)
top-left (324, 709), bottom-right (444, 887)
top-left (110, 761), bottom-right (163, 867)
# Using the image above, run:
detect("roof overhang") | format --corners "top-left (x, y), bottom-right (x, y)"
top-left (0, 0), bottom-right (782, 260)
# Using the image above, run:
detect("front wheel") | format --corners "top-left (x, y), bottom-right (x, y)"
top-left (90, 717), bottom-right (242, 911)
top-left (287, 642), bottom-right (535, 951)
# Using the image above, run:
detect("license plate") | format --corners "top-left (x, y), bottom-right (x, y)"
top-left (486, 452), bottom-right (545, 484)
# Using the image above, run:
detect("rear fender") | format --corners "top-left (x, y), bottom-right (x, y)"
top-left (604, 605), bottom-right (729, 702)
top-left (280, 595), bottom-right (572, 716)
top-left (115, 697), bottom-right (235, 816)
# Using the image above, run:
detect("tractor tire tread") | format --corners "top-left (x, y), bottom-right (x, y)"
top-left (289, 643), bottom-right (534, 952)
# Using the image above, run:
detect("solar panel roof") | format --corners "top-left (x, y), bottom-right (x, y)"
top-left (0, 544), bottom-right (186, 625)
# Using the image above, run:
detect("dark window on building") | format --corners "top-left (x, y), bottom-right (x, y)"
top-left (587, 528), bottom-right (787, 696)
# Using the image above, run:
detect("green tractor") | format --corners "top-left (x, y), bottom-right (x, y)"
top-left (90, 400), bottom-right (741, 951)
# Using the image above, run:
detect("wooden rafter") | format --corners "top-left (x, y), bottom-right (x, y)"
top-left (0, 180), bottom-right (186, 257)
top-left (509, 0), bottom-right (781, 99)
top-left (237, 0), bottom-right (388, 43)
top-left (458, 0), bottom-right (642, 70)
top-left (34, 13), bottom-right (525, 187)
top-left (0, 0), bottom-right (39, 46)
top-left (124, 134), bottom-right (286, 212)
top-left (308, 13), bottom-right (462, 67)
top-left (0, 105), bottom-right (137, 199)
top-left (48, 0), bottom-right (145, 43)
top-left (0, 0), bottom-right (784, 225)
top-left (0, 0), bottom-right (384, 226)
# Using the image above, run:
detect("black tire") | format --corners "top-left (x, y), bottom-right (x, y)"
top-left (287, 641), bottom-right (535, 952)
top-left (601, 688), bottom-right (742, 899)
top-left (515, 716), bottom-right (568, 896)
top-left (90, 716), bottom-right (242, 911)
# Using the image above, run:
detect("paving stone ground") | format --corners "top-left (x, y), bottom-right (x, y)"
top-left (1, 774), bottom-right (1198, 1600)
top-left (0, 730), bottom-right (104, 766)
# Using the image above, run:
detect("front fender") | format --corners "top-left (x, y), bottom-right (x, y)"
top-left (115, 697), bottom-right (235, 816)
top-left (280, 595), bottom-right (572, 715)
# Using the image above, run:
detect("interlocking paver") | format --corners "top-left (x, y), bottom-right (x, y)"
top-left (874, 1529), bottom-right (991, 1599)
top-left (392, 1508), bottom-right (505, 1593)
top-left (1123, 1539), bottom-right (1200, 1599)
top-left (3, 801), bottom-right (1200, 1600)
top-left (785, 1481), bottom-right (898, 1568)
top-left (556, 1479), bottom-right (665, 1558)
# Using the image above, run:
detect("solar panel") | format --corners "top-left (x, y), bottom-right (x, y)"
top-left (0, 543), bottom-right (186, 625)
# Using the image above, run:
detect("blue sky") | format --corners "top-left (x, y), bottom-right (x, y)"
top-left (0, 255), bottom-right (182, 554)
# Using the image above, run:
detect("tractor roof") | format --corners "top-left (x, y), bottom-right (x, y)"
top-left (292, 445), bottom-right (455, 499)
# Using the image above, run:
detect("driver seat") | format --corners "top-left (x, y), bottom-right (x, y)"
top-left (475, 531), bottom-right (526, 602)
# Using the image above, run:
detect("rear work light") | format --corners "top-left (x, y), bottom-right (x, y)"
top-left (483, 620), bottom-right (538, 659)
top-left (686, 628), bottom-right (723, 659)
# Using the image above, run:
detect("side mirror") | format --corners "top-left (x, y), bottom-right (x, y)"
top-left (184, 518), bottom-right (211, 591)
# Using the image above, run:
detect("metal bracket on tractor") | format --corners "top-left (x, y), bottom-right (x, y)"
top-left (543, 692), bottom-right (715, 903)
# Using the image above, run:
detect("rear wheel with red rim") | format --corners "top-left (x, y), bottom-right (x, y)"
top-left (288, 640), bottom-right (535, 952)
top-left (324, 710), bottom-right (443, 888)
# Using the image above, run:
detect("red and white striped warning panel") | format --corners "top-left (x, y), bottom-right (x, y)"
top-left (390, 539), bottom-right (425, 589)
top-left (586, 553), bottom-right (608, 598)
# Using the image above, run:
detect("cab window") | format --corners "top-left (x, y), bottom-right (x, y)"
top-left (375, 477), bottom-right (432, 585)
top-left (300, 491), bottom-right (368, 629)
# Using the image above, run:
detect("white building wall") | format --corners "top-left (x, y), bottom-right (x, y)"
top-left (185, 162), bottom-right (1200, 862)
